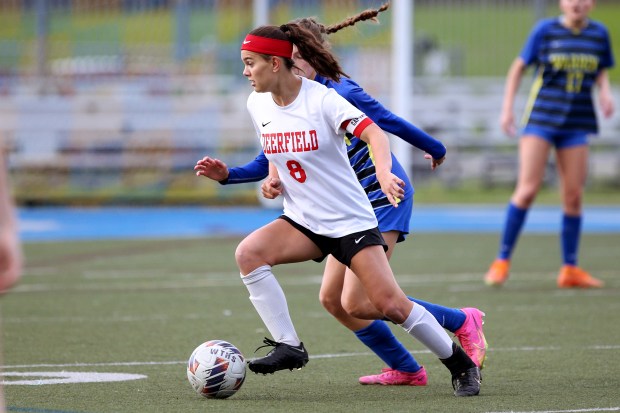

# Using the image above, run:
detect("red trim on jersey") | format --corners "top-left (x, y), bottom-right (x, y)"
top-left (341, 117), bottom-right (374, 137)
top-left (241, 34), bottom-right (293, 58)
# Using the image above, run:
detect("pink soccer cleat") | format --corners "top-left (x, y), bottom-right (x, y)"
top-left (454, 308), bottom-right (488, 370)
top-left (359, 366), bottom-right (428, 386)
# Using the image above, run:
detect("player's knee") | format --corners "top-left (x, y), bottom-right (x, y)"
top-left (563, 190), bottom-right (583, 213)
top-left (319, 290), bottom-right (342, 316)
top-left (373, 300), bottom-right (407, 325)
top-left (341, 296), bottom-right (370, 319)
top-left (514, 188), bottom-right (537, 208)
top-left (321, 299), bottom-right (348, 320)
top-left (235, 241), bottom-right (261, 274)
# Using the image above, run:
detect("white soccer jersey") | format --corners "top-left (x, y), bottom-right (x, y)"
top-left (246, 76), bottom-right (378, 237)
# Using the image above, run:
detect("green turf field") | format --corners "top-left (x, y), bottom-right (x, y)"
top-left (2, 232), bottom-right (619, 412)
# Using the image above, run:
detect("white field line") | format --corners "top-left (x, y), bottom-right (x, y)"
top-left (12, 270), bottom-right (620, 294)
top-left (486, 408), bottom-right (620, 413)
top-left (6, 300), bottom-right (620, 325)
top-left (2, 344), bottom-right (619, 370)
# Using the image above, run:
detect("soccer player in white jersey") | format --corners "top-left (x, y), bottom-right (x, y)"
top-left (196, 23), bottom-right (481, 397)
top-left (196, 4), bottom-right (487, 388)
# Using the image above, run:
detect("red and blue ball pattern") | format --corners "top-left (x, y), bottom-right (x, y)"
top-left (187, 340), bottom-right (246, 399)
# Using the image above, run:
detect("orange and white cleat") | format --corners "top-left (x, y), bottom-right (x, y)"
top-left (557, 265), bottom-right (604, 288)
top-left (484, 259), bottom-right (510, 287)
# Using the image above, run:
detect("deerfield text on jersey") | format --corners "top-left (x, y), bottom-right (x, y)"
top-left (261, 130), bottom-right (319, 154)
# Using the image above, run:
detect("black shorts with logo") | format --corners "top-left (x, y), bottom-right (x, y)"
top-left (279, 215), bottom-right (387, 267)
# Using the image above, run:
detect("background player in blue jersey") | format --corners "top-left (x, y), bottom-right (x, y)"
top-left (485, 0), bottom-right (615, 288)
top-left (196, 3), bottom-right (487, 387)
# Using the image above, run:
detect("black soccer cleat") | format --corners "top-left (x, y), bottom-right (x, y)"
top-left (248, 337), bottom-right (309, 375)
top-left (452, 366), bottom-right (481, 397)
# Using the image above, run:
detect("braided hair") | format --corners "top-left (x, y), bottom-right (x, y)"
top-left (247, 2), bottom-right (390, 83)
top-left (289, 1), bottom-right (390, 80)
top-left (291, 1), bottom-right (390, 44)
top-left (326, 2), bottom-right (390, 34)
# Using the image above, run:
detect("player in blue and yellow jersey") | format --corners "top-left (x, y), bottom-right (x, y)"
top-left (485, 0), bottom-right (615, 288)
top-left (196, 3), bottom-right (487, 389)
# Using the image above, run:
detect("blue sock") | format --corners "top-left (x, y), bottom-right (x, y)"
top-left (498, 203), bottom-right (528, 260)
top-left (409, 297), bottom-right (466, 332)
top-left (354, 320), bottom-right (421, 373)
top-left (561, 214), bottom-right (581, 266)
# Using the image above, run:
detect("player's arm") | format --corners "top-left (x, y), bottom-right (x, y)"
top-left (596, 69), bottom-right (615, 118)
top-left (194, 151), bottom-right (269, 185)
top-left (225, 152), bottom-right (269, 184)
top-left (357, 122), bottom-right (404, 207)
top-left (339, 79), bottom-right (446, 161)
top-left (500, 57), bottom-right (527, 137)
top-left (501, 21), bottom-right (543, 137)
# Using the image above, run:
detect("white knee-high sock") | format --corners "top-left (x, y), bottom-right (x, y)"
top-left (241, 265), bottom-right (300, 346)
top-left (400, 303), bottom-right (454, 359)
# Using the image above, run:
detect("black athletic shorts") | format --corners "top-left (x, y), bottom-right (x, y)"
top-left (279, 215), bottom-right (387, 267)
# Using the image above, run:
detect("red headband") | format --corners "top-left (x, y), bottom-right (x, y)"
top-left (241, 34), bottom-right (293, 58)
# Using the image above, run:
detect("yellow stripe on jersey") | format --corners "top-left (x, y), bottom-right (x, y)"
top-left (521, 66), bottom-right (544, 127)
top-left (367, 142), bottom-right (374, 164)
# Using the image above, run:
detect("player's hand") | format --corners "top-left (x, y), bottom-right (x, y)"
top-left (425, 153), bottom-right (445, 170)
top-left (599, 91), bottom-right (615, 119)
top-left (376, 170), bottom-right (405, 208)
top-left (194, 156), bottom-right (229, 182)
top-left (261, 177), bottom-right (283, 199)
top-left (500, 110), bottom-right (517, 137)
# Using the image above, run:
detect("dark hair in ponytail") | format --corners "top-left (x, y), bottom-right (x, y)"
top-left (279, 22), bottom-right (348, 82)
top-left (325, 2), bottom-right (390, 34)
top-left (247, 2), bottom-right (390, 82)
top-left (291, 2), bottom-right (390, 44)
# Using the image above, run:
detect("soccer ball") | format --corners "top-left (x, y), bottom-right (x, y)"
top-left (187, 340), bottom-right (247, 399)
